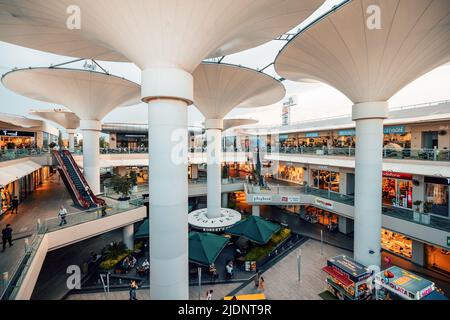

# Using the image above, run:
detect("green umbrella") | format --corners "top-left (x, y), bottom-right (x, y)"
top-left (188, 232), bottom-right (229, 266)
top-left (226, 216), bottom-right (281, 245)
top-left (134, 219), bottom-right (149, 239)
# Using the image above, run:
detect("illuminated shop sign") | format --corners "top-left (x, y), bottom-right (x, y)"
top-left (305, 132), bottom-right (319, 138)
top-left (382, 171), bottom-right (413, 180)
top-left (384, 125), bottom-right (405, 135)
top-left (425, 176), bottom-right (450, 186)
top-left (338, 129), bottom-right (355, 136)
top-left (1, 130), bottom-right (35, 137)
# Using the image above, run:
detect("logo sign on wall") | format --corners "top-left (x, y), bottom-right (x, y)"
top-left (281, 196), bottom-right (301, 203)
top-left (315, 198), bottom-right (333, 210)
top-left (253, 195), bottom-right (272, 203)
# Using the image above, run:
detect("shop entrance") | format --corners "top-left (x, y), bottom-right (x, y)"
top-left (382, 172), bottom-right (413, 209)
top-left (422, 131), bottom-right (438, 149)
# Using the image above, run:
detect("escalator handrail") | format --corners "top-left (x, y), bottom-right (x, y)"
top-left (53, 151), bottom-right (90, 208)
top-left (62, 150), bottom-right (106, 207)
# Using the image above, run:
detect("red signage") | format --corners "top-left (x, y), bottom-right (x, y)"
top-left (382, 171), bottom-right (413, 180)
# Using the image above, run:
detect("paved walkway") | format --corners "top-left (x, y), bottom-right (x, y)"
top-left (0, 173), bottom-right (74, 281)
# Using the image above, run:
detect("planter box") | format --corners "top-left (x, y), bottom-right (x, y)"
top-left (132, 185), bottom-right (138, 193)
top-left (413, 211), bottom-right (421, 222)
top-left (222, 178), bottom-right (229, 184)
top-left (118, 200), bottom-right (130, 210)
top-left (421, 214), bottom-right (431, 225)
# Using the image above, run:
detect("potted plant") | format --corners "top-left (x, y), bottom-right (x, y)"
top-left (421, 201), bottom-right (432, 225)
top-left (413, 200), bottom-right (422, 222)
top-left (129, 171), bottom-right (138, 193)
top-left (110, 175), bottom-right (132, 209)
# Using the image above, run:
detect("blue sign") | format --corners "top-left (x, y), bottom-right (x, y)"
top-left (338, 129), bottom-right (356, 136)
top-left (279, 134), bottom-right (288, 142)
top-left (305, 132), bottom-right (319, 138)
top-left (384, 125), bottom-right (405, 135)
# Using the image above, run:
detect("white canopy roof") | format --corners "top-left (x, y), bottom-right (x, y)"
top-left (223, 119), bottom-right (258, 131)
top-left (275, 0), bottom-right (450, 103)
top-left (0, 160), bottom-right (41, 186)
top-left (29, 109), bottom-right (80, 130)
top-left (193, 63), bottom-right (285, 119)
top-left (2, 68), bottom-right (141, 121)
top-left (0, 0), bottom-right (324, 72)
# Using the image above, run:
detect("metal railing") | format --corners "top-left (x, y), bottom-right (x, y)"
top-left (0, 148), bottom-right (50, 162)
top-left (0, 199), bottom-right (143, 300)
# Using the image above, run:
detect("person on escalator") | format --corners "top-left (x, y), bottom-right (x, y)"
top-left (58, 205), bottom-right (68, 226)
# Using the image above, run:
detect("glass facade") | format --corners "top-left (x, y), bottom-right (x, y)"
top-left (382, 172), bottom-right (413, 209)
top-left (381, 229), bottom-right (412, 259)
top-left (425, 177), bottom-right (450, 217)
top-left (311, 169), bottom-right (340, 193)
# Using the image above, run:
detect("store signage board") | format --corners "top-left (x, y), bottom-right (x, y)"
top-left (382, 171), bottom-right (413, 180)
top-left (425, 176), bottom-right (450, 186)
top-left (384, 125), bottom-right (405, 135)
top-left (305, 132), bottom-right (319, 138)
top-left (252, 195), bottom-right (272, 203)
top-left (280, 196), bottom-right (301, 203)
top-left (1, 130), bottom-right (35, 137)
top-left (447, 236), bottom-right (450, 247)
top-left (282, 96), bottom-right (297, 126)
top-left (315, 198), bottom-right (333, 210)
top-left (327, 255), bottom-right (371, 283)
top-left (338, 129), bottom-right (356, 136)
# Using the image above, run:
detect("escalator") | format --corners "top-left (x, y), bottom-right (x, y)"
top-left (53, 150), bottom-right (106, 209)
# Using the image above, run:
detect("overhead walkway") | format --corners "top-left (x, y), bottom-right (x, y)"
top-left (245, 182), bottom-right (450, 251)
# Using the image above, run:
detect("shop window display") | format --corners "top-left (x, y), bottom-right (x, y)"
top-left (425, 183), bottom-right (449, 217)
top-left (425, 245), bottom-right (450, 275)
top-left (311, 169), bottom-right (340, 193)
top-left (382, 173), bottom-right (412, 209)
top-left (381, 230), bottom-right (412, 259)
top-left (278, 164), bottom-right (304, 183)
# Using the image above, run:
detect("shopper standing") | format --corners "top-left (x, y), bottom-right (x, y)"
top-left (258, 277), bottom-right (265, 292)
top-left (2, 224), bottom-right (13, 251)
top-left (129, 280), bottom-right (138, 300)
top-left (58, 205), bottom-right (68, 226)
top-left (10, 196), bottom-right (19, 214)
top-left (206, 289), bottom-right (213, 300)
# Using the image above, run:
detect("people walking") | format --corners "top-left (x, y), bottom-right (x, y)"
top-left (2, 224), bottom-right (13, 252)
top-left (58, 205), bottom-right (68, 226)
top-left (258, 276), bottom-right (265, 292)
top-left (129, 280), bottom-right (138, 300)
top-left (254, 269), bottom-right (260, 289)
top-left (11, 196), bottom-right (19, 214)
top-left (206, 289), bottom-right (213, 300)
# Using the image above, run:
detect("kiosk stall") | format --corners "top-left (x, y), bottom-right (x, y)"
top-left (374, 266), bottom-right (447, 300)
top-left (322, 255), bottom-right (373, 300)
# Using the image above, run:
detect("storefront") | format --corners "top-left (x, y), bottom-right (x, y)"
top-left (277, 162), bottom-right (305, 184)
top-left (322, 255), bottom-right (372, 300)
top-left (311, 168), bottom-right (340, 193)
top-left (425, 244), bottom-right (450, 275)
top-left (333, 129), bottom-right (356, 147)
top-left (0, 130), bottom-right (36, 149)
top-left (425, 176), bottom-right (450, 218)
top-left (382, 171), bottom-right (413, 209)
top-left (383, 125), bottom-right (411, 149)
top-left (298, 132), bottom-right (330, 147)
top-left (381, 229), bottom-right (412, 259)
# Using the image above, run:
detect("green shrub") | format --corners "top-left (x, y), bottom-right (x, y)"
top-left (99, 252), bottom-right (130, 270)
top-left (244, 228), bottom-right (291, 262)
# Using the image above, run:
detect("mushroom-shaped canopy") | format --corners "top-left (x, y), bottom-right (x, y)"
top-left (193, 63), bottom-right (285, 120)
top-left (0, 0), bottom-right (324, 71)
top-left (275, 0), bottom-right (450, 103)
top-left (223, 119), bottom-right (258, 131)
top-left (0, 113), bottom-right (42, 128)
top-left (2, 68), bottom-right (141, 121)
top-left (29, 109), bottom-right (80, 130)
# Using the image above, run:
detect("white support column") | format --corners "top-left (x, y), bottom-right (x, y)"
top-left (222, 192), bottom-right (229, 208)
top-left (80, 120), bottom-right (101, 195)
top-left (205, 119), bottom-right (224, 219)
top-left (352, 102), bottom-right (388, 268)
top-left (143, 67), bottom-right (192, 300)
top-left (123, 224), bottom-right (134, 250)
top-left (67, 129), bottom-right (76, 153)
top-left (252, 205), bottom-right (260, 217)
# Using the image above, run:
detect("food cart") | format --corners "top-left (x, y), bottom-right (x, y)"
top-left (322, 255), bottom-right (373, 300)
top-left (374, 266), bottom-right (447, 300)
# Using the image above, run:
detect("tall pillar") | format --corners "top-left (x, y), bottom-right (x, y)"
top-left (222, 192), bottom-right (229, 208)
top-left (205, 119), bottom-right (223, 219)
top-left (143, 67), bottom-right (192, 300)
top-left (411, 240), bottom-right (425, 266)
top-left (352, 102), bottom-right (388, 267)
top-left (67, 129), bottom-right (76, 153)
top-left (80, 120), bottom-right (101, 195)
top-left (252, 205), bottom-right (260, 217)
top-left (123, 224), bottom-right (134, 250)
